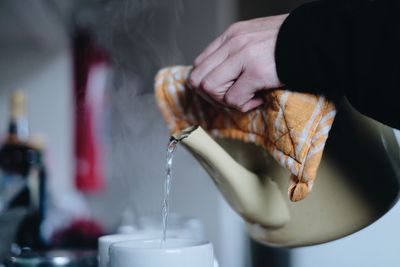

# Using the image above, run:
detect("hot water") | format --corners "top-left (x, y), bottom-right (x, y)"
top-left (161, 138), bottom-right (180, 246)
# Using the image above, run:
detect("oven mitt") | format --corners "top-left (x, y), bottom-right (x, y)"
top-left (155, 66), bottom-right (337, 201)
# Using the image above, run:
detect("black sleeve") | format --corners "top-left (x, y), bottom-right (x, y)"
top-left (275, 0), bottom-right (400, 129)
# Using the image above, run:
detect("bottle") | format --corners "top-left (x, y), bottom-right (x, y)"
top-left (0, 91), bottom-right (31, 209)
top-left (0, 91), bottom-right (46, 249)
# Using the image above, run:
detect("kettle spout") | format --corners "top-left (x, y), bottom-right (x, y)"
top-left (174, 126), bottom-right (290, 229)
top-left (171, 125), bottom-right (199, 142)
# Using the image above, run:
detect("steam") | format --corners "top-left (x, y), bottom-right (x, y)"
top-left (75, 0), bottom-right (185, 95)
top-left (69, 0), bottom-right (186, 228)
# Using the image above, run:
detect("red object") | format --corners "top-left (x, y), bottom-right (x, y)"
top-left (51, 218), bottom-right (104, 249)
top-left (72, 30), bottom-right (108, 192)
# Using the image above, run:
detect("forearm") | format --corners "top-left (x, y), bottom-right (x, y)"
top-left (275, 0), bottom-right (400, 129)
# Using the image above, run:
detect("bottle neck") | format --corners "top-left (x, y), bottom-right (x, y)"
top-left (8, 91), bottom-right (29, 142)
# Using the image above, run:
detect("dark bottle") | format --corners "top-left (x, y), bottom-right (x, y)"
top-left (0, 91), bottom-right (47, 249)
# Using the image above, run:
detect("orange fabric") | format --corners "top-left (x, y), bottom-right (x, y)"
top-left (155, 66), bottom-right (337, 201)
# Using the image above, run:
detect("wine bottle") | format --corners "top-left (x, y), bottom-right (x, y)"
top-left (0, 91), bottom-right (32, 210)
top-left (0, 91), bottom-right (46, 249)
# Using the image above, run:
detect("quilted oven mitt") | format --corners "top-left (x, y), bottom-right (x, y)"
top-left (155, 66), bottom-right (337, 202)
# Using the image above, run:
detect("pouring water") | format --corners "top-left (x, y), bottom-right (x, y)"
top-left (160, 138), bottom-right (179, 246)
top-left (161, 126), bottom-right (199, 247)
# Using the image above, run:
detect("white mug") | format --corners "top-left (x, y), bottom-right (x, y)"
top-left (98, 220), bottom-right (207, 267)
top-left (98, 233), bottom-right (160, 267)
top-left (109, 238), bottom-right (218, 267)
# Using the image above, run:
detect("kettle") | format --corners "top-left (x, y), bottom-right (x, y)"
top-left (173, 100), bottom-right (400, 247)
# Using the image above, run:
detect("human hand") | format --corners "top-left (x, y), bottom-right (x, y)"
top-left (189, 14), bottom-right (288, 112)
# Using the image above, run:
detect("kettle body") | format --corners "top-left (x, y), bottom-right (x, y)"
top-left (177, 101), bottom-right (400, 247)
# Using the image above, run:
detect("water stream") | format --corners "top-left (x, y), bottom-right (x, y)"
top-left (161, 138), bottom-right (180, 246)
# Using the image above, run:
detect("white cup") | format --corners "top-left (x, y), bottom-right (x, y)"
top-left (98, 233), bottom-right (160, 267)
top-left (109, 238), bottom-right (218, 267)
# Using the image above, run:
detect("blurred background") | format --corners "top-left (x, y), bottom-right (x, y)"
top-left (0, 0), bottom-right (400, 266)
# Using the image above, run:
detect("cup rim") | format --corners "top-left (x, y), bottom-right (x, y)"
top-left (99, 233), bottom-right (158, 243)
top-left (110, 238), bottom-right (211, 251)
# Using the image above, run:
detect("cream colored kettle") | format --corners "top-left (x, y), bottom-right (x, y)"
top-left (172, 101), bottom-right (400, 247)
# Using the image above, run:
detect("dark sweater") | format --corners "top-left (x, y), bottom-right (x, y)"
top-left (275, 0), bottom-right (400, 129)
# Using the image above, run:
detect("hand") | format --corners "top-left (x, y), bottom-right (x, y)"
top-left (189, 14), bottom-right (288, 112)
